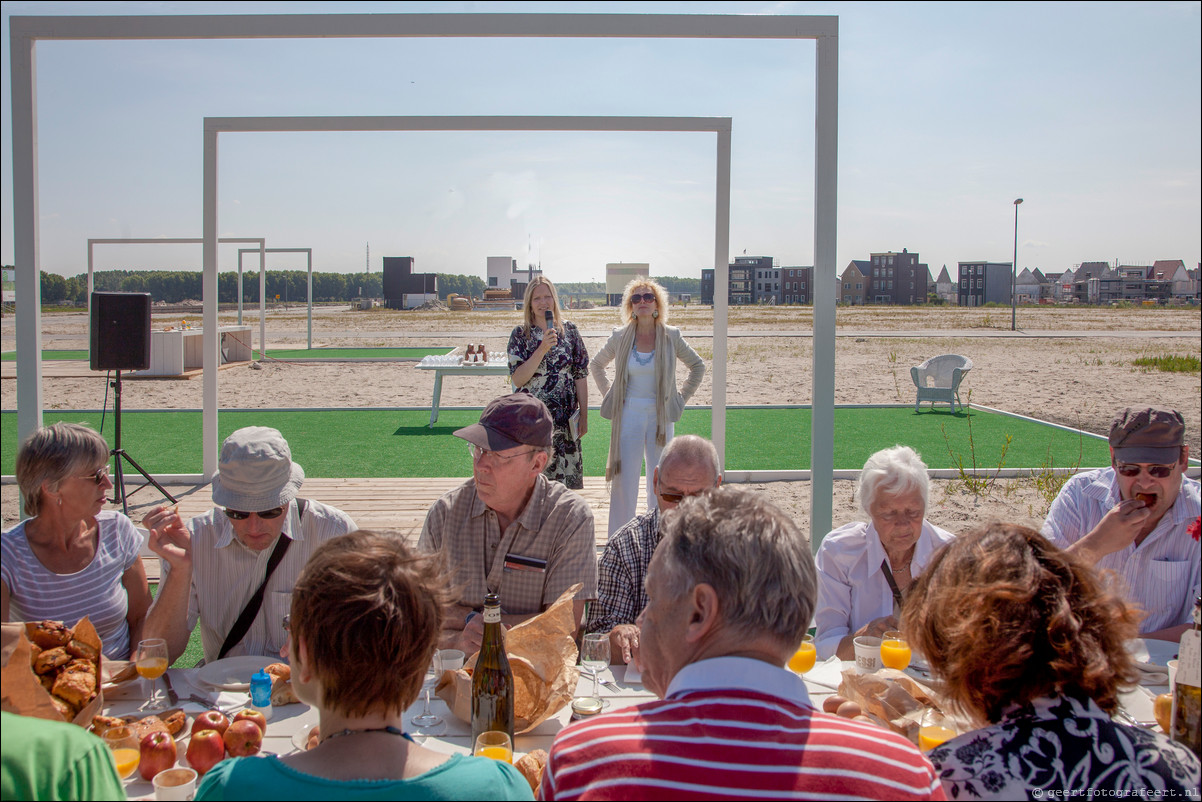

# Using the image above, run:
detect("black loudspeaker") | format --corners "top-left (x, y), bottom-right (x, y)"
top-left (90, 292), bottom-right (151, 371)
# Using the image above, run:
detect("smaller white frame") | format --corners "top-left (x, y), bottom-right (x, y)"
top-left (236, 247), bottom-right (314, 350)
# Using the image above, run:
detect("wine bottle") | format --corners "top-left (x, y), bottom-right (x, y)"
top-left (471, 593), bottom-right (514, 743)
top-left (1171, 596), bottom-right (1201, 758)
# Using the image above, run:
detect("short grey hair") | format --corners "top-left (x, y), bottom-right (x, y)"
top-left (657, 486), bottom-right (815, 647)
top-left (858, 445), bottom-right (930, 515)
top-left (656, 435), bottom-right (721, 483)
top-left (16, 423), bottom-right (110, 517)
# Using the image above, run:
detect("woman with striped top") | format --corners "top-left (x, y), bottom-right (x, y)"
top-left (2, 423), bottom-right (152, 660)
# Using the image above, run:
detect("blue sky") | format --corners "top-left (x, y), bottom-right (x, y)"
top-left (3, 1), bottom-right (1200, 283)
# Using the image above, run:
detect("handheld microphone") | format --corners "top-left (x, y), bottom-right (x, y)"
top-left (545, 310), bottom-right (555, 331)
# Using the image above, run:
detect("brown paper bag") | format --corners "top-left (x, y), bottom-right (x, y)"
top-left (437, 584), bottom-right (582, 733)
top-left (1, 618), bottom-right (104, 727)
top-left (838, 668), bottom-right (942, 743)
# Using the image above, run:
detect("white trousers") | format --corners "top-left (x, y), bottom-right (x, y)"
top-left (608, 398), bottom-right (673, 536)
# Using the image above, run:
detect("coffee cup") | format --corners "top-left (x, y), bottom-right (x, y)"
top-left (853, 636), bottom-right (882, 673)
top-left (153, 767), bottom-right (197, 801)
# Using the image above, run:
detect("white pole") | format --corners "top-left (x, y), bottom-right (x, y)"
top-left (202, 124), bottom-right (220, 478)
top-left (12, 26), bottom-right (43, 449)
top-left (712, 126), bottom-right (732, 467)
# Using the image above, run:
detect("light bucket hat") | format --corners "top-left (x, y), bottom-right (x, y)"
top-left (211, 426), bottom-right (305, 512)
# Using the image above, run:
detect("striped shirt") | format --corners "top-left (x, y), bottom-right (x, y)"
top-left (2, 511), bottom-right (143, 659)
top-left (540, 657), bottom-right (945, 801)
top-left (164, 498), bottom-right (356, 662)
top-left (418, 476), bottom-right (597, 615)
top-left (585, 508), bottom-right (659, 634)
top-left (1042, 468), bottom-right (1200, 632)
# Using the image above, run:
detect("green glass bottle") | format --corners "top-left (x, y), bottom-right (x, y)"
top-left (1171, 596), bottom-right (1200, 758)
top-left (471, 593), bottom-right (514, 743)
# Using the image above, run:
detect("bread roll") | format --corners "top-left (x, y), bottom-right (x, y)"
top-left (514, 749), bottom-right (548, 793)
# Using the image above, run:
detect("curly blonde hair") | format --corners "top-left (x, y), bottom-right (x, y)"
top-left (620, 277), bottom-right (669, 326)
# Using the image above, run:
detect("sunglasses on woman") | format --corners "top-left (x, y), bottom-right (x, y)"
top-left (224, 506), bottom-right (286, 521)
top-left (1115, 463), bottom-right (1175, 479)
top-left (77, 466), bottom-right (110, 485)
top-left (631, 293), bottom-right (657, 304)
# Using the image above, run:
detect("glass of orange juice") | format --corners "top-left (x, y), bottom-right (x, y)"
top-left (788, 635), bottom-right (817, 674)
top-left (918, 708), bottom-right (958, 752)
top-left (880, 631), bottom-right (912, 671)
top-left (135, 637), bottom-right (169, 712)
top-left (103, 726), bottom-right (140, 780)
top-left (473, 730), bottom-right (513, 764)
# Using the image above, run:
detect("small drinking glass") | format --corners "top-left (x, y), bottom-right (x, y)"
top-left (473, 730), bottom-right (513, 763)
top-left (788, 635), bottom-right (817, 673)
top-left (919, 708), bottom-right (958, 752)
top-left (103, 726), bottom-right (141, 781)
top-left (135, 638), bottom-right (169, 712)
top-left (880, 630), bottom-right (912, 671)
top-left (579, 633), bottom-right (610, 710)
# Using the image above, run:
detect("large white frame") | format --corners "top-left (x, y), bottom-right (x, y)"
top-left (9, 12), bottom-right (838, 543)
top-left (235, 247), bottom-right (314, 349)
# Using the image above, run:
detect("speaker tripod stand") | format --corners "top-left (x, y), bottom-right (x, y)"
top-left (109, 369), bottom-right (177, 516)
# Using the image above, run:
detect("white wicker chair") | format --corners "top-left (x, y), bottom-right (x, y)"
top-left (910, 354), bottom-right (973, 412)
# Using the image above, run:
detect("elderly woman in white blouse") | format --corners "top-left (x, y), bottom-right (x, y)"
top-left (812, 445), bottom-right (956, 660)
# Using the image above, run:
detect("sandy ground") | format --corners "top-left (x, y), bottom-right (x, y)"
top-left (3, 304), bottom-right (1199, 535)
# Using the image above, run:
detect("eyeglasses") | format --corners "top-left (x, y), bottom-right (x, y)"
top-left (1115, 463), bottom-right (1175, 479)
top-left (224, 506), bottom-right (286, 521)
top-left (657, 487), bottom-right (715, 504)
top-left (77, 466), bottom-right (110, 485)
top-left (875, 509), bottom-right (924, 524)
top-left (631, 293), bottom-right (657, 304)
top-left (469, 444), bottom-right (538, 463)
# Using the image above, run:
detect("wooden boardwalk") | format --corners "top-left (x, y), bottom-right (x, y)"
top-left (126, 476), bottom-right (643, 580)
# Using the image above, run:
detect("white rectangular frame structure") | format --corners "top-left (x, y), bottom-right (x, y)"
top-left (207, 115), bottom-right (730, 480)
top-left (9, 12), bottom-right (838, 544)
top-left (235, 247), bottom-right (314, 349)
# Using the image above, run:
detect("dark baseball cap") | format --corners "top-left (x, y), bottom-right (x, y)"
top-left (1109, 406), bottom-right (1185, 464)
top-left (454, 392), bottom-right (553, 451)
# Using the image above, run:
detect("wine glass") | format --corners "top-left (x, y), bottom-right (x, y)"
top-left (880, 630), bottom-right (912, 671)
top-left (473, 730), bottom-right (513, 763)
top-left (919, 708), bottom-right (958, 752)
top-left (788, 634), bottom-right (817, 673)
top-left (411, 655), bottom-right (445, 735)
top-left (103, 726), bottom-right (140, 781)
top-left (134, 638), bottom-right (169, 712)
top-left (579, 633), bottom-right (610, 710)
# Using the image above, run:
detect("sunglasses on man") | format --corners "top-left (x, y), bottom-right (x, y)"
top-left (224, 506), bottom-right (286, 521)
top-left (1115, 463), bottom-right (1175, 479)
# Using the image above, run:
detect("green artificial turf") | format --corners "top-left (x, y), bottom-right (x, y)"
top-left (0, 350), bottom-right (90, 361)
top-left (3, 406), bottom-right (1113, 475)
top-left (256, 347), bottom-right (452, 359)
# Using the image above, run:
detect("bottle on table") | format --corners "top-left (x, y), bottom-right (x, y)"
top-left (465, 344), bottom-right (477, 363)
top-left (1171, 595), bottom-right (1201, 758)
top-left (471, 592), bottom-right (514, 744)
top-left (250, 669), bottom-right (274, 721)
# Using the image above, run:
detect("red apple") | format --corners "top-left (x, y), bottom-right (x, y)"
top-left (191, 710), bottom-right (229, 737)
top-left (223, 719), bottom-right (263, 758)
top-left (185, 728), bottom-right (226, 777)
top-left (138, 731), bottom-right (177, 781)
top-left (232, 709), bottom-right (267, 735)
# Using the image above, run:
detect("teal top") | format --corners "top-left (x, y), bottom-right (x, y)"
top-left (0, 711), bottom-right (125, 801)
top-left (195, 752), bottom-right (534, 801)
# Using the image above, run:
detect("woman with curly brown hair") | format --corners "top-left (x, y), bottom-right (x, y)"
top-left (901, 522), bottom-right (1199, 799)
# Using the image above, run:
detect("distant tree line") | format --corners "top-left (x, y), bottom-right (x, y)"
top-left (27, 268), bottom-right (701, 306)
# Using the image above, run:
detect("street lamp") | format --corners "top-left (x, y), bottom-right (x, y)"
top-left (1012, 198), bottom-right (1023, 331)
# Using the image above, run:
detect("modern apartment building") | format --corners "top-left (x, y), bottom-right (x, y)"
top-left (957, 261), bottom-right (1012, 307)
top-left (867, 249), bottom-right (928, 304)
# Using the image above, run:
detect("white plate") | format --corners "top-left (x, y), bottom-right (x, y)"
top-left (291, 721), bottom-right (320, 753)
top-left (195, 655), bottom-right (277, 691)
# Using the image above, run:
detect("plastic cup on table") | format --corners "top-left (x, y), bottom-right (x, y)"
top-left (853, 636), bottom-right (882, 673)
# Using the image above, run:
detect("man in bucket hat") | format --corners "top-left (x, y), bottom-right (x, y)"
top-left (419, 393), bottom-right (596, 653)
top-left (1043, 406), bottom-right (1199, 640)
top-left (143, 427), bottom-right (356, 662)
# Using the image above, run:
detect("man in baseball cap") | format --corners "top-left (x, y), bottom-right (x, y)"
top-left (143, 427), bottom-right (356, 662)
top-left (419, 393), bottom-right (596, 652)
top-left (1043, 406), bottom-right (1199, 640)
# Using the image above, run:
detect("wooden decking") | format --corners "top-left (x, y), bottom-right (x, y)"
top-left (126, 476), bottom-right (641, 580)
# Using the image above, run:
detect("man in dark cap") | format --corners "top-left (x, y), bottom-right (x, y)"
top-left (419, 393), bottom-right (597, 652)
top-left (1043, 406), bottom-right (1199, 640)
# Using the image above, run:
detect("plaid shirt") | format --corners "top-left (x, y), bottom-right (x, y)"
top-left (586, 508), bottom-right (660, 633)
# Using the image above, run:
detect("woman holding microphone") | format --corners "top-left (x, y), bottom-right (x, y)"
top-left (506, 277), bottom-right (590, 489)
top-left (591, 278), bottom-right (705, 536)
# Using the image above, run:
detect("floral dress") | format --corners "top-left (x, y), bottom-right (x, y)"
top-left (507, 320), bottom-right (589, 489)
top-left (927, 694), bottom-right (1200, 799)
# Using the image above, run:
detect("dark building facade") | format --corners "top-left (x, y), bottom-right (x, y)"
top-left (382, 256), bottom-right (438, 309)
top-left (957, 261), bottom-right (1012, 307)
top-left (867, 249), bottom-right (928, 305)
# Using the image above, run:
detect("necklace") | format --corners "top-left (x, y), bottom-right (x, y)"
top-left (320, 725), bottom-right (410, 744)
top-left (632, 349), bottom-right (654, 366)
top-left (890, 562), bottom-right (911, 573)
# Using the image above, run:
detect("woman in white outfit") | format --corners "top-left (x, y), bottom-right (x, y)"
top-left (590, 279), bottom-right (705, 536)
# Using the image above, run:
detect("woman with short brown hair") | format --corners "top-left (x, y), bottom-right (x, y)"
top-left (196, 531), bottom-right (533, 801)
top-left (902, 523), bottom-right (1199, 799)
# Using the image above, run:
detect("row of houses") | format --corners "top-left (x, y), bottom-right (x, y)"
top-left (700, 252), bottom-right (1199, 306)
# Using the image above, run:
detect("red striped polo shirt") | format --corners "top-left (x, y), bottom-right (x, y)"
top-left (540, 657), bottom-right (945, 801)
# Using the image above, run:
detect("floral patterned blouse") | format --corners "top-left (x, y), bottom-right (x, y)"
top-left (928, 694), bottom-right (1200, 800)
top-left (506, 320), bottom-right (589, 428)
